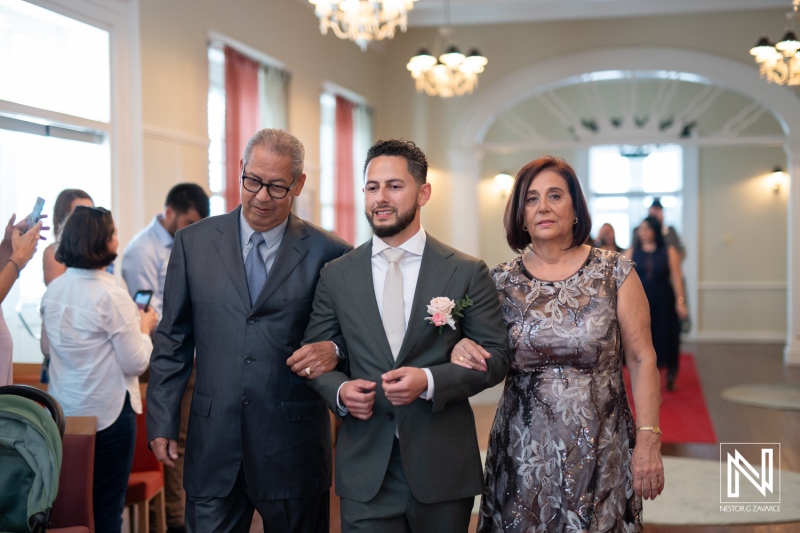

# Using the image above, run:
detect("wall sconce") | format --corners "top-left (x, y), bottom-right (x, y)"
top-left (493, 171), bottom-right (514, 198)
top-left (770, 166), bottom-right (785, 194)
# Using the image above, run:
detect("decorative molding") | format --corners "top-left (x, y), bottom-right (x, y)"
top-left (207, 30), bottom-right (286, 70)
top-left (688, 331), bottom-right (786, 344)
top-left (697, 281), bottom-right (787, 291)
top-left (0, 99), bottom-right (109, 133)
top-left (321, 82), bottom-right (370, 107)
top-left (142, 125), bottom-right (209, 149)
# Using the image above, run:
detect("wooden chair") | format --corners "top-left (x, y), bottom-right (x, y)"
top-left (49, 416), bottom-right (97, 533)
top-left (125, 397), bottom-right (165, 533)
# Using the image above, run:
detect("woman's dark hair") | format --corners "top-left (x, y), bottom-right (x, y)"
top-left (504, 156), bottom-right (592, 253)
top-left (637, 216), bottom-right (665, 249)
top-left (55, 206), bottom-right (117, 269)
top-left (53, 189), bottom-right (93, 239)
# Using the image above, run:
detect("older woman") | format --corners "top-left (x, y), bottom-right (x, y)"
top-left (41, 206), bottom-right (157, 533)
top-left (453, 157), bottom-right (663, 532)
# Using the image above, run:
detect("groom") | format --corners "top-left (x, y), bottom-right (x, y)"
top-left (296, 139), bottom-right (510, 532)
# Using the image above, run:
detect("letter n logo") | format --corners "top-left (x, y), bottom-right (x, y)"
top-left (720, 443), bottom-right (780, 504)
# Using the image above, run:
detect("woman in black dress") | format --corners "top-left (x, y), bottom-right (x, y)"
top-left (628, 216), bottom-right (688, 390)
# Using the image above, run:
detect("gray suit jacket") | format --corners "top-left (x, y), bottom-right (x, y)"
top-left (146, 209), bottom-right (351, 499)
top-left (305, 234), bottom-right (510, 504)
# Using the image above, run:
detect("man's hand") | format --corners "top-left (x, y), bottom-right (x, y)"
top-left (340, 379), bottom-right (376, 420)
top-left (287, 341), bottom-right (339, 379)
top-left (382, 367), bottom-right (427, 406)
top-left (149, 437), bottom-right (178, 467)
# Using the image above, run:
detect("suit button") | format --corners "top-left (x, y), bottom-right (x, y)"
top-left (247, 318), bottom-right (255, 325)
top-left (241, 397), bottom-right (250, 405)
top-left (244, 357), bottom-right (253, 364)
top-left (386, 412), bottom-right (394, 420)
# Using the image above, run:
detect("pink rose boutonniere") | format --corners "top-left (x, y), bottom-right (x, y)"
top-left (425, 294), bottom-right (474, 334)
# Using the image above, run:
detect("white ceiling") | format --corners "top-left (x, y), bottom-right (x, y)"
top-left (406, 0), bottom-right (789, 27)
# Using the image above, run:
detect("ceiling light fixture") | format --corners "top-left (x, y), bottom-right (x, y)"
top-left (750, 0), bottom-right (800, 85)
top-left (309, 0), bottom-right (417, 51)
top-left (406, 0), bottom-right (487, 98)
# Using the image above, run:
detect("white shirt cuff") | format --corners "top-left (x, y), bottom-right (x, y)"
top-left (336, 381), bottom-right (349, 416)
top-left (421, 368), bottom-right (434, 401)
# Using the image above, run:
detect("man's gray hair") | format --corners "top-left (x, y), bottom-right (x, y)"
top-left (243, 128), bottom-right (305, 179)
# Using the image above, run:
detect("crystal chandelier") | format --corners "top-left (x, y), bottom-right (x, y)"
top-left (750, 0), bottom-right (800, 85)
top-left (406, 0), bottom-right (487, 99)
top-left (309, 0), bottom-right (417, 51)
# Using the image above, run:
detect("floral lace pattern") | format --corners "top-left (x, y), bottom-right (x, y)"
top-left (478, 248), bottom-right (642, 533)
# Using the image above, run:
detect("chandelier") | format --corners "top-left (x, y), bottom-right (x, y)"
top-left (750, 0), bottom-right (800, 85)
top-left (309, 0), bottom-right (417, 51)
top-left (406, 0), bottom-right (487, 98)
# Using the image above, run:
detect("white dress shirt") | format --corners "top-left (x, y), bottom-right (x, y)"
top-left (121, 215), bottom-right (173, 320)
top-left (239, 210), bottom-right (287, 275)
top-left (337, 227), bottom-right (434, 413)
top-left (41, 268), bottom-right (152, 431)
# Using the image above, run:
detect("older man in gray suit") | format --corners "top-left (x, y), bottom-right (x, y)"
top-left (147, 129), bottom-right (351, 533)
top-left (296, 139), bottom-right (511, 532)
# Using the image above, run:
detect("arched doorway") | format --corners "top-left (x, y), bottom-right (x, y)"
top-left (449, 47), bottom-right (800, 365)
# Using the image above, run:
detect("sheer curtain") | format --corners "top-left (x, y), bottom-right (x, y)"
top-left (223, 46), bottom-right (259, 210)
top-left (352, 103), bottom-right (374, 244)
top-left (259, 64), bottom-right (289, 131)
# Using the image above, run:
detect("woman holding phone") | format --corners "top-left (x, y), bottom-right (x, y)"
top-left (0, 213), bottom-right (44, 385)
top-left (41, 206), bottom-right (157, 532)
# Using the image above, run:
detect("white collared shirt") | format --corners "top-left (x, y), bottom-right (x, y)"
top-left (122, 215), bottom-right (174, 320)
top-left (41, 268), bottom-right (152, 431)
top-left (336, 227), bottom-right (434, 414)
top-left (239, 210), bottom-right (288, 276)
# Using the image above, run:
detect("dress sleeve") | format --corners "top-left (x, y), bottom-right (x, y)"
top-left (614, 252), bottom-right (635, 291)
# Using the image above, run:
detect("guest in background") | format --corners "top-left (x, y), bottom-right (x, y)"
top-left (595, 222), bottom-right (624, 253)
top-left (41, 206), bottom-right (157, 533)
top-left (39, 189), bottom-right (94, 383)
top-left (43, 189), bottom-right (94, 284)
top-left (0, 214), bottom-right (44, 385)
top-left (121, 182), bottom-right (208, 533)
top-left (453, 157), bottom-right (664, 532)
top-left (626, 216), bottom-right (688, 391)
top-left (648, 198), bottom-right (685, 260)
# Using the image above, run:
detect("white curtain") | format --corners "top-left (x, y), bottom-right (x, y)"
top-left (258, 64), bottom-right (289, 130)
top-left (352, 103), bottom-right (374, 244)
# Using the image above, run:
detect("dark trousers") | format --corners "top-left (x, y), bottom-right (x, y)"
top-left (164, 367), bottom-right (195, 527)
top-left (340, 438), bottom-right (474, 533)
top-left (93, 392), bottom-right (136, 533)
top-left (186, 465), bottom-right (329, 533)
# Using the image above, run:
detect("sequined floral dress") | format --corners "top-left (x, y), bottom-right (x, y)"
top-left (478, 248), bottom-right (642, 533)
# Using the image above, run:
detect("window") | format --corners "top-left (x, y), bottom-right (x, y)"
top-left (207, 37), bottom-right (289, 215)
top-left (320, 86), bottom-right (373, 244)
top-left (0, 0), bottom-right (112, 363)
top-left (588, 145), bottom-right (683, 249)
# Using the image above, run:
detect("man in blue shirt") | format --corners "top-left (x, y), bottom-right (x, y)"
top-left (122, 182), bottom-right (209, 533)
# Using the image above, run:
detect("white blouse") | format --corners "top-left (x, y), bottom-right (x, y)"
top-left (41, 268), bottom-right (152, 431)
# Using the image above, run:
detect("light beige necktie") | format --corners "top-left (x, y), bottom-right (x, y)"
top-left (382, 248), bottom-right (406, 360)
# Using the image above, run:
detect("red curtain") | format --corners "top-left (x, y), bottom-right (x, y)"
top-left (224, 46), bottom-right (260, 211)
top-left (334, 96), bottom-right (355, 244)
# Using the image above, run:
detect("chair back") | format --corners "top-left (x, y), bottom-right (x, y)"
top-left (49, 416), bottom-right (96, 532)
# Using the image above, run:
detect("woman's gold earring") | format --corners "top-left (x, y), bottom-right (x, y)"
top-left (522, 224), bottom-right (528, 232)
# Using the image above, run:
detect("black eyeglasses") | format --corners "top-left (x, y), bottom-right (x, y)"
top-left (241, 166), bottom-right (297, 200)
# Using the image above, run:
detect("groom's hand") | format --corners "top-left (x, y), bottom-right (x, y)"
top-left (340, 379), bottom-right (377, 420)
top-left (382, 368), bottom-right (427, 406)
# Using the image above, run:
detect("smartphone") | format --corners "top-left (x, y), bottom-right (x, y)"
top-left (24, 197), bottom-right (45, 234)
top-left (134, 290), bottom-right (153, 311)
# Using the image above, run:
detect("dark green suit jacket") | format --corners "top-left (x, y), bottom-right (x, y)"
top-left (305, 234), bottom-right (510, 504)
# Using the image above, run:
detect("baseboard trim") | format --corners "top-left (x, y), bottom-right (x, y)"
top-left (687, 331), bottom-right (786, 344)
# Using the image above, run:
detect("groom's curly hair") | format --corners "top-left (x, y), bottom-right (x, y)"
top-left (363, 139), bottom-right (428, 185)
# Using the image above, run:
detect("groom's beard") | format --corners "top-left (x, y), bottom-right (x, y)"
top-left (365, 204), bottom-right (418, 239)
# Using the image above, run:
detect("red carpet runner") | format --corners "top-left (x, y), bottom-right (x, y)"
top-left (623, 353), bottom-right (717, 444)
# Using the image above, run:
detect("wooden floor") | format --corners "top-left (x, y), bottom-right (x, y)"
top-left (324, 342), bottom-right (800, 533)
